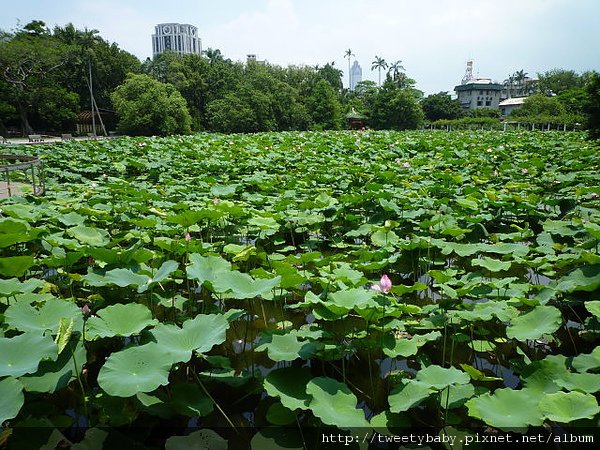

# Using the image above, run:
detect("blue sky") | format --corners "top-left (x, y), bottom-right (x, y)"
top-left (2, 0), bottom-right (599, 94)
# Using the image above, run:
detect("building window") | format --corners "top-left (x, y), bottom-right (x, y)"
top-left (485, 101), bottom-right (491, 106)
top-left (477, 101), bottom-right (483, 106)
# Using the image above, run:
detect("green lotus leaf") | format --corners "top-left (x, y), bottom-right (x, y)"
top-left (266, 402), bottom-right (296, 425)
top-left (165, 430), bottom-right (227, 450)
top-left (5, 298), bottom-right (83, 335)
top-left (67, 225), bottom-right (110, 247)
top-left (58, 211), bottom-right (86, 226)
top-left (506, 306), bottom-right (562, 341)
top-left (170, 382), bottom-right (213, 417)
top-left (439, 383), bottom-right (476, 409)
top-left (466, 388), bottom-right (544, 429)
top-left (555, 372), bottom-right (600, 394)
top-left (539, 391), bottom-right (600, 423)
top-left (255, 333), bottom-right (316, 362)
top-left (471, 257), bottom-right (511, 272)
top-left (522, 355), bottom-right (569, 393)
top-left (415, 365), bottom-right (470, 390)
top-left (0, 218), bottom-right (33, 248)
top-left (451, 300), bottom-right (519, 322)
top-left (249, 427), bottom-right (305, 450)
top-left (327, 288), bottom-right (378, 310)
top-left (212, 270), bottom-right (280, 299)
top-left (83, 268), bottom-right (150, 290)
top-left (152, 260), bottom-right (179, 284)
top-left (585, 301), bottom-right (600, 319)
top-left (372, 230), bottom-right (400, 247)
top-left (264, 367), bottom-right (312, 411)
top-left (0, 377), bottom-right (24, 425)
top-left (305, 377), bottom-right (370, 429)
top-left (0, 256), bottom-right (35, 277)
top-left (166, 210), bottom-right (206, 227)
top-left (1, 203), bottom-right (41, 222)
top-left (186, 253), bottom-right (232, 285)
top-left (85, 303), bottom-right (157, 340)
top-left (556, 265), bottom-right (600, 292)
top-left (383, 331), bottom-right (441, 357)
top-left (0, 278), bottom-right (44, 296)
top-left (572, 347), bottom-right (600, 373)
top-left (20, 338), bottom-right (85, 393)
top-left (0, 333), bottom-right (58, 377)
top-left (97, 343), bottom-right (172, 397)
top-left (150, 313), bottom-right (229, 363)
top-left (388, 380), bottom-right (432, 413)
top-left (369, 410), bottom-right (411, 432)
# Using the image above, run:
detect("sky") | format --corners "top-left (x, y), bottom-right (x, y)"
top-left (2, 0), bottom-right (599, 95)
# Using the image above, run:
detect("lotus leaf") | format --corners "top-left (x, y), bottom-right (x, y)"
top-left (150, 313), bottom-right (229, 363)
top-left (471, 257), bottom-right (511, 272)
top-left (186, 253), bottom-right (232, 285)
top-left (255, 333), bottom-right (315, 361)
top-left (5, 298), bottom-right (83, 335)
top-left (415, 365), bottom-right (470, 390)
top-left (0, 377), bottom-right (24, 425)
top-left (83, 268), bottom-right (150, 290)
top-left (66, 225), bottom-right (110, 246)
top-left (383, 331), bottom-right (441, 357)
top-left (212, 271), bottom-right (280, 299)
top-left (97, 343), bottom-right (172, 397)
top-left (0, 333), bottom-right (58, 377)
top-left (263, 367), bottom-right (312, 411)
top-left (506, 305), bottom-right (562, 341)
top-left (556, 265), bottom-right (600, 292)
top-left (20, 338), bottom-right (85, 393)
top-left (165, 430), bottom-right (227, 450)
top-left (388, 380), bottom-right (432, 413)
top-left (327, 288), bottom-right (378, 310)
top-left (0, 256), bottom-right (35, 277)
top-left (170, 382), bottom-right (213, 416)
top-left (466, 388), bottom-right (544, 428)
top-left (85, 303), bottom-right (157, 339)
top-left (571, 347), bottom-right (600, 373)
top-left (305, 377), bottom-right (370, 429)
top-left (584, 301), bottom-right (600, 319)
top-left (539, 391), bottom-right (600, 423)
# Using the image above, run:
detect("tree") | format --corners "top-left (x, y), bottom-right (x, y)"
top-left (421, 92), bottom-right (463, 121)
top-left (511, 94), bottom-right (566, 117)
top-left (0, 22), bottom-right (73, 134)
top-left (371, 56), bottom-right (387, 86)
top-left (370, 79), bottom-right (423, 129)
top-left (537, 69), bottom-right (583, 95)
top-left (344, 48), bottom-right (354, 90)
top-left (308, 79), bottom-right (342, 130)
top-left (317, 62), bottom-right (343, 92)
top-left (387, 60), bottom-right (406, 87)
top-left (585, 72), bottom-right (600, 140)
top-left (111, 73), bottom-right (191, 136)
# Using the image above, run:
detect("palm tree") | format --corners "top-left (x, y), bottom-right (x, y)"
top-left (344, 48), bottom-right (354, 90)
top-left (371, 56), bottom-right (387, 86)
top-left (503, 74), bottom-right (515, 98)
top-left (387, 60), bottom-right (405, 85)
top-left (514, 69), bottom-right (528, 96)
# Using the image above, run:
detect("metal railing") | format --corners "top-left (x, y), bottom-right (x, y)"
top-left (0, 154), bottom-right (45, 198)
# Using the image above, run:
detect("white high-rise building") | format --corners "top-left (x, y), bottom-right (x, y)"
top-left (152, 23), bottom-right (202, 58)
top-left (350, 61), bottom-right (362, 91)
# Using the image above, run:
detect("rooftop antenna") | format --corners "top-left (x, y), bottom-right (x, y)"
top-left (462, 59), bottom-right (474, 84)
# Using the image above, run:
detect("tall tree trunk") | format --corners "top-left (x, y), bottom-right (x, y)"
top-left (17, 102), bottom-right (34, 136)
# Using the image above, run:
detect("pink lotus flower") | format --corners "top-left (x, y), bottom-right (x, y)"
top-left (371, 274), bottom-right (392, 294)
top-left (402, 162), bottom-right (410, 168)
top-left (81, 304), bottom-right (91, 316)
top-left (213, 197), bottom-right (220, 205)
top-left (185, 232), bottom-right (191, 242)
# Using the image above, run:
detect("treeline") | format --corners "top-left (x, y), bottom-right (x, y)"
top-left (1, 21), bottom-right (599, 138)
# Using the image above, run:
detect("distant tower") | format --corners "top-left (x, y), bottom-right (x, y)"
top-left (350, 61), bottom-right (362, 91)
top-left (152, 23), bottom-right (202, 58)
top-left (462, 59), bottom-right (474, 85)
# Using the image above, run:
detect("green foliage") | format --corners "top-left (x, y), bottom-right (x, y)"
top-left (421, 92), bottom-right (463, 121)
top-left (370, 79), bottom-right (424, 129)
top-left (111, 73), bottom-right (192, 136)
top-left (467, 108), bottom-right (501, 118)
top-left (511, 94), bottom-right (566, 117)
top-left (585, 72), bottom-right (600, 139)
top-left (308, 79), bottom-right (342, 130)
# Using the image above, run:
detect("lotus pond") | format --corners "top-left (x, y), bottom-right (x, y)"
top-left (1, 130), bottom-right (599, 449)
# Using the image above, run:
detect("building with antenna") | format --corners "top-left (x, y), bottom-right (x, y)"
top-left (152, 23), bottom-right (202, 57)
top-left (454, 60), bottom-right (502, 110)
